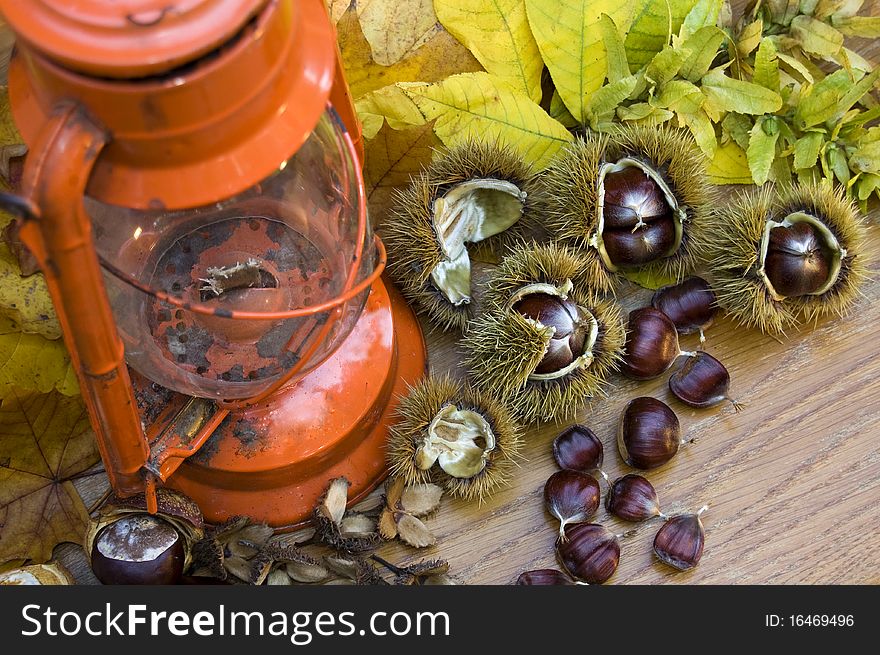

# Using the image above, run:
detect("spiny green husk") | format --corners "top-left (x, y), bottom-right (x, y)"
top-left (381, 139), bottom-right (539, 332)
top-left (386, 375), bottom-right (523, 502)
top-left (462, 243), bottom-right (625, 424)
top-left (706, 183), bottom-right (868, 335)
top-left (540, 126), bottom-right (713, 291)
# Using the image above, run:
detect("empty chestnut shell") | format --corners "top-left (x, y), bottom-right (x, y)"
top-left (552, 425), bottom-right (604, 472)
top-left (605, 474), bottom-right (663, 521)
top-left (651, 276), bottom-right (718, 340)
top-left (516, 569), bottom-right (573, 585)
top-left (669, 351), bottom-right (741, 410)
top-left (765, 222), bottom-right (833, 298)
top-left (653, 507), bottom-right (707, 571)
top-left (556, 523), bottom-right (620, 584)
top-left (91, 515), bottom-right (185, 585)
top-left (513, 292), bottom-right (589, 374)
top-left (621, 308), bottom-right (691, 380)
top-left (618, 397), bottom-right (683, 469)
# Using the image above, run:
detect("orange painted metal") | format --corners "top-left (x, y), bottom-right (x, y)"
top-left (166, 279), bottom-right (427, 527)
top-left (15, 104), bottom-right (149, 496)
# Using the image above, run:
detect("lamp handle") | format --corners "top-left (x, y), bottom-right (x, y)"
top-left (11, 102), bottom-right (150, 497)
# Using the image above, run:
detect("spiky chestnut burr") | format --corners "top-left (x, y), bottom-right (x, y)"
top-left (386, 375), bottom-right (523, 502)
top-left (381, 139), bottom-right (537, 332)
top-left (462, 242), bottom-right (625, 424)
top-left (539, 126), bottom-right (712, 292)
top-left (706, 184), bottom-right (867, 335)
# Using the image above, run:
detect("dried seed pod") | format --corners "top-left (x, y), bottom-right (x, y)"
top-left (653, 506), bottom-right (707, 571)
top-left (382, 139), bottom-right (537, 331)
top-left (556, 523), bottom-right (620, 584)
top-left (605, 473), bottom-right (663, 522)
top-left (621, 307), bottom-right (695, 380)
top-left (540, 126), bottom-right (712, 292)
top-left (669, 351), bottom-right (742, 410)
top-left (651, 276), bottom-right (718, 342)
top-left (463, 242), bottom-right (625, 424)
top-left (516, 569), bottom-right (573, 585)
top-left (90, 514), bottom-right (186, 585)
top-left (706, 183), bottom-right (866, 334)
top-left (387, 376), bottom-right (523, 501)
top-left (0, 562), bottom-right (74, 585)
top-left (544, 470), bottom-right (601, 539)
top-left (552, 424), bottom-right (604, 472)
top-left (618, 397), bottom-right (687, 469)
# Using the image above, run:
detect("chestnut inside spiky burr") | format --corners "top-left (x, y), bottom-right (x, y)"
top-left (90, 515), bottom-right (185, 585)
top-left (652, 276), bottom-right (718, 342)
top-left (595, 161), bottom-right (684, 270)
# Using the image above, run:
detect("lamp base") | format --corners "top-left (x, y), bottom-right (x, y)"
top-left (163, 279), bottom-right (426, 528)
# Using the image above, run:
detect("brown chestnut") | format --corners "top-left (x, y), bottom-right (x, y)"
top-left (544, 470), bottom-right (601, 539)
top-left (556, 523), bottom-right (620, 584)
top-left (552, 425), bottom-right (603, 472)
top-left (513, 292), bottom-right (590, 374)
top-left (516, 569), bottom-right (574, 585)
top-left (618, 397), bottom-right (686, 469)
top-left (765, 222), bottom-right (834, 298)
top-left (653, 506), bottom-right (707, 571)
top-left (605, 473), bottom-right (664, 522)
top-left (621, 308), bottom-right (695, 380)
top-left (669, 351), bottom-right (742, 410)
top-left (651, 276), bottom-right (718, 342)
top-left (91, 514), bottom-right (185, 585)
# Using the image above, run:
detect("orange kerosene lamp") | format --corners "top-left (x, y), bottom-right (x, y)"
top-left (0, 0), bottom-right (426, 526)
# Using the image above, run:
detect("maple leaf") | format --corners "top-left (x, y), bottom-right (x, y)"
top-left (0, 388), bottom-right (100, 563)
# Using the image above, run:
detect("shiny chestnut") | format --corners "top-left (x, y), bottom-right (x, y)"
top-left (669, 351), bottom-right (742, 410)
top-left (652, 276), bottom-right (718, 341)
top-left (605, 474), bottom-right (663, 521)
top-left (765, 222), bottom-right (834, 298)
top-left (620, 308), bottom-right (693, 380)
top-left (552, 425), bottom-right (603, 472)
top-left (653, 507), bottom-right (707, 571)
top-left (513, 292), bottom-right (590, 374)
top-left (556, 523), bottom-right (620, 584)
top-left (618, 397), bottom-right (684, 469)
top-left (90, 515), bottom-right (185, 585)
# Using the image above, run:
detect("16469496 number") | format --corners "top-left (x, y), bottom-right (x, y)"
top-left (790, 615), bottom-right (854, 627)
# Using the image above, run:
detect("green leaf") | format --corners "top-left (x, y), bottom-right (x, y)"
top-left (753, 38), bottom-right (780, 91)
top-left (830, 68), bottom-right (880, 124)
top-left (800, 0), bottom-right (820, 15)
top-left (434, 0), bottom-right (544, 102)
top-left (721, 112), bottom-right (753, 151)
top-left (625, 0), bottom-right (697, 72)
top-left (826, 146), bottom-right (851, 185)
top-left (849, 139), bottom-right (880, 173)
top-left (617, 103), bottom-right (656, 121)
top-left (701, 68), bottom-right (783, 115)
top-left (747, 117), bottom-right (780, 185)
top-left (794, 69), bottom-right (856, 129)
top-left (793, 131), bottom-right (825, 169)
top-left (777, 52), bottom-right (815, 84)
top-left (525, 0), bottom-right (633, 124)
top-left (655, 79), bottom-right (703, 114)
top-left (832, 16), bottom-right (880, 38)
top-left (549, 91), bottom-right (579, 128)
top-left (769, 153), bottom-right (792, 184)
top-left (856, 173), bottom-right (880, 201)
top-left (766, 0), bottom-right (801, 26)
top-left (587, 75), bottom-right (639, 122)
top-left (682, 108), bottom-right (718, 158)
top-left (679, 0), bottom-right (723, 41)
top-left (621, 266), bottom-right (680, 290)
top-left (707, 141), bottom-right (753, 184)
top-left (399, 73), bottom-right (573, 168)
top-left (599, 14), bottom-right (630, 84)
top-left (790, 15), bottom-right (844, 57)
top-left (678, 26), bottom-right (725, 82)
top-left (645, 46), bottom-right (685, 88)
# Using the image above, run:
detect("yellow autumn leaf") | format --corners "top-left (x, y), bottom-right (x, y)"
top-left (0, 243), bottom-right (60, 340)
top-left (356, 85), bottom-right (426, 139)
top-left (707, 141), bottom-right (754, 184)
top-left (433, 0), bottom-right (542, 102)
top-left (524, 0), bottom-right (633, 124)
top-left (325, 0), bottom-right (350, 24)
top-left (357, 0), bottom-right (438, 66)
top-left (626, 0), bottom-right (697, 71)
top-left (0, 316), bottom-right (78, 397)
top-left (399, 72), bottom-right (573, 168)
top-left (336, 5), bottom-right (481, 100)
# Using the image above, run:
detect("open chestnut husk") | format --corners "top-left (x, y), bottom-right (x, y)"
top-left (382, 139), bottom-right (536, 331)
top-left (653, 506), bottom-right (707, 571)
top-left (621, 307), bottom-right (695, 380)
top-left (540, 126), bottom-right (712, 292)
top-left (556, 523), bottom-right (620, 584)
top-left (618, 397), bottom-right (688, 469)
top-left (605, 473), bottom-right (664, 522)
top-left (652, 276), bottom-right (718, 343)
top-left (669, 351), bottom-right (742, 410)
top-left (0, 562), bottom-right (74, 585)
top-left (463, 242), bottom-right (625, 424)
top-left (706, 183), bottom-right (866, 334)
top-left (387, 375), bottom-right (523, 501)
top-left (544, 470), bottom-right (601, 539)
top-left (552, 424), bottom-right (603, 472)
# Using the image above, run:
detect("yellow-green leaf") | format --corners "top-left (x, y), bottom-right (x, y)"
top-left (400, 73), bottom-right (573, 168)
top-left (849, 140), bottom-right (880, 173)
top-left (679, 0), bottom-right (723, 41)
top-left (794, 69), bottom-right (854, 129)
top-left (790, 15), bottom-right (844, 57)
top-left (826, 146), bottom-right (851, 185)
top-left (434, 0), bottom-right (543, 102)
top-left (831, 68), bottom-right (880, 124)
top-left (766, 0), bottom-right (801, 26)
top-left (622, 267), bottom-right (680, 290)
top-left (721, 112), bottom-right (753, 151)
top-left (793, 131), bottom-right (825, 169)
top-left (655, 79), bottom-right (703, 114)
top-left (856, 173), bottom-right (880, 201)
top-left (645, 46), bottom-right (685, 88)
top-left (678, 26), bottom-right (725, 82)
top-left (701, 69), bottom-right (782, 115)
top-left (0, 244), bottom-right (60, 340)
top-left (777, 51), bottom-right (815, 84)
top-left (747, 117), bottom-right (780, 185)
top-left (524, 0), bottom-right (632, 124)
top-left (832, 15), bottom-right (880, 37)
top-left (707, 141), bottom-right (753, 184)
top-left (617, 103), bottom-right (657, 121)
top-left (753, 38), bottom-right (780, 91)
top-left (0, 317), bottom-right (78, 397)
top-left (682, 108), bottom-right (717, 158)
top-left (599, 14), bottom-right (630, 84)
top-left (625, 0), bottom-right (696, 71)
top-left (356, 86), bottom-right (426, 139)
top-left (736, 18), bottom-right (763, 59)
top-left (587, 75), bottom-right (639, 125)
top-left (550, 91), bottom-right (579, 128)
top-left (357, 0), bottom-right (439, 66)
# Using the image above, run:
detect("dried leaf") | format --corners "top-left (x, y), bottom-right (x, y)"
top-left (318, 477), bottom-right (350, 526)
top-left (747, 116), bottom-right (780, 185)
top-left (324, 556), bottom-right (387, 585)
top-left (0, 389), bottom-right (99, 562)
top-left (269, 527), bottom-right (316, 548)
top-left (378, 507), bottom-right (398, 540)
top-left (736, 18), bottom-right (763, 59)
top-left (339, 513), bottom-right (377, 538)
top-left (434, 0), bottom-right (542, 102)
top-left (0, 317), bottom-right (78, 396)
top-left (0, 245), bottom-right (61, 339)
top-left (701, 68), bottom-right (783, 115)
top-left (285, 560), bottom-right (330, 584)
top-left (356, 0), bottom-right (438, 66)
top-left (790, 15), bottom-right (844, 57)
top-left (385, 476), bottom-right (406, 508)
top-left (223, 556), bottom-right (252, 583)
top-left (350, 489), bottom-right (384, 514)
top-left (266, 568), bottom-right (292, 586)
top-left (706, 141), bottom-right (754, 184)
top-left (625, 0), bottom-right (695, 72)
top-left (235, 523), bottom-right (274, 546)
top-left (400, 483), bottom-right (444, 517)
top-left (396, 513), bottom-right (436, 548)
top-left (249, 553), bottom-right (273, 586)
top-left (400, 72), bottom-right (572, 168)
